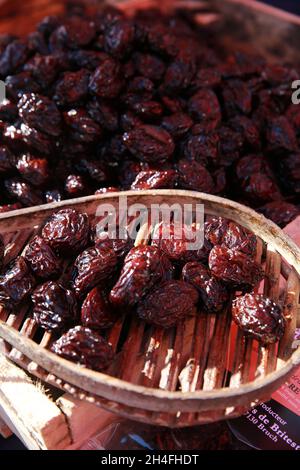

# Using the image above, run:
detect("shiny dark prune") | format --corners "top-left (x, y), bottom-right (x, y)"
top-left (32, 281), bottom-right (78, 332)
top-left (94, 233), bottom-right (134, 260)
top-left (205, 217), bottom-right (229, 246)
top-left (89, 58), bottom-right (123, 98)
top-left (177, 160), bottom-right (214, 193)
top-left (20, 123), bottom-right (53, 155)
top-left (221, 79), bottom-right (252, 117)
top-left (152, 223), bottom-right (211, 264)
top-left (51, 326), bottom-right (114, 371)
top-left (55, 17), bottom-right (96, 48)
top-left (137, 280), bottom-right (199, 328)
top-left (4, 178), bottom-right (43, 207)
top-left (44, 189), bottom-right (62, 204)
top-left (0, 40), bottom-right (29, 77)
top-left (266, 116), bottom-right (298, 153)
top-left (81, 286), bottom-right (116, 330)
top-left (123, 125), bottom-right (175, 163)
top-left (104, 18), bottom-right (135, 57)
top-left (16, 154), bottom-right (49, 187)
top-left (130, 99), bottom-right (163, 121)
top-left (110, 246), bottom-right (174, 308)
top-left (131, 170), bottom-right (177, 190)
top-left (24, 236), bottom-right (61, 279)
top-left (232, 293), bottom-right (285, 344)
top-left (54, 69), bottom-right (90, 106)
top-left (0, 257), bottom-right (36, 310)
top-left (183, 131), bottom-right (219, 166)
top-left (87, 99), bottom-right (119, 132)
top-left (182, 262), bottom-right (229, 313)
top-left (42, 209), bottom-right (90, 255)
top-left (63, 109), bottom-right (102, 143)
top-left (73, 246), bottom-right (117, 298)
top-left (0, 146), bottom-right (15, 173)
top-left (5, 72), bottom-right (41, 101)
top-left (18, 93), bottom-right (62, 137)
top-left (76, 158), bottom-right (109, 184)
top-left (228, 116), bottom-right (260, 150)
top-left (188, 89), bottom-right (221, 131)
top-left (24, 55), bottom-right (62, 88)
top-left (209, 245), bottom-right (264, 290)
top-left (257, 201), bottom-right (300, 227)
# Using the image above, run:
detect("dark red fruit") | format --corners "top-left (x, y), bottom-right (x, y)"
top-left (54, 69), bottom-right (90, 106)
top-left (94, 232), bottom-right (134, 260)
top-left (123, 125), bottom-right (175, 163)
top-left (73, 246), bottom-right (117, 298)
top-left (188, 89), bottom-right (221, 131)
top-left (81, 286), bottom-right (116, 330)
top-left (51, 326), bottom-right (114, 371)
top-left (18, 93), bottom-right (62, 137)
top-left (63, 109), bottom-right (102, 143)
top-left (266, 116), bottom-right (298, 153)
top-left (161, 113), bottom-right (193, 139)
top-left (258, 201), bottom-right (299, 228)
top-left (110, 246), bottom-right (174, 307)
top-left (209, 245), bottom-right (264, 290)
top-left (232, 293), bottom-right (285, 344)
top-left (64, 174), bottom-right (87, 197)
top-left (24, 236), bottom-right (61, 279)
top-left (0, 257), bottom-right (36, 310)
top-left (4, 178), bottom-right (43, 207)
top-left (131, 170), bottom-right (177, 190)
top-left (152, 223), bottom-right (211, 264)
top-left (89, 57), bottom-right (123, 98)
top-left (32, 281), bottom-right (78, 332)
top-left (137, 280), bottom-right (199, 328)
top-left (16, 154), bottom-right (49, 187)
top-left (0, 146), bottom-right (15, 173)
top-left (182, 262), bottom-right (229, 313)
top-left (177, 160), bottom-right (214, 193)
top-left (42, 209), bottom-right (90, 255)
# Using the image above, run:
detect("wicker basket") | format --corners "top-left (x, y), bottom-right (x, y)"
top-left (0, 190), bottom-right (299, 427)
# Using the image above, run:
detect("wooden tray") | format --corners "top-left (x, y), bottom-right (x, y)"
top-left (0, 190), bottom-right (299, 428)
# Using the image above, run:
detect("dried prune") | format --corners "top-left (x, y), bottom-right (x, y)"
top-left (0, 40), bottom-right (29, 77)
top-left (182, 262), bottom-right (229, 313)
top-left (130, 99), bottom-right (163, 121)
top-left (51, 326), bottom-right (114, 371)
top-left (161, 113), bottom-right (193, 139)
top-left (110, 246), bottom-right (174, 307)
top-left (89, 58), bottom-right (123, 98)
top-left (20, 123), bottom-right (53, 155)
top-left (54, 69), bottom-right (90, 106)
top-left (24, 54), bottom-right (62, 88)
top-left (209, 245), bottom-right (264, 290)
top-left (73, 246), bottom-right (117, 298)
top-left (131, 170), bottom-right (177, 190)
top-left (133, 52), bottom-right (165, 82)
top-left (94, 233), bottom-right (133, 260)
top-left (16, 154), bottom-right (49, 187)
top-left (18, 93), bottom-right (62, 137)
top-left (183, 132), bottom-right (219, 165)
top-left (44, 189), bottom-right (62, 203)
top-left (5, 72), bottom-right (41, 100)
top-left (277, 153), bottom-right (300, 195)
top-left (42, 209), bottom-right (90, 255)
top-left (152, 223), bottom-right (210, 264)
top-left (266, 116), bottom-right (298, 153)
top-left (104, 18), bottom-right (134, 57)
top-left (32, 281), bottom-right (78, 332)
top-left (217, 127), bottom-right (244, 167)
top-left (232, 293), bottom-right (285, 344)
top-left (81, 286), bottom-right (116, 330)
top-left (221, 79), bottom-right (252, 117)
top-left (228, 116), bottom-right (260, 150)
top-left (24, 236), bottom-right (61, 279)
top-left (177, 160), bottom-right (214, 193)
top-left (137, 280), bottom-right (199, 328)
top-left (0, 257), bottom-right (36, 310)
top-left (64, 174), bottom-right (88, 197)
top-left (55, 17), bottom-right (96, 48)
top-left (87, 99), bottom-right (119, 132)
top-left (188, 89), bottom-right (221, 131)
top-left (63, 109), bottom-right (102, 143)
top-left (257, 201), bottom-right (300, 227)
top-left (205, 217), bottom-right (257, 257)
top-left (4, 178), bottom-right (43, 207)
top-left (123, 125), bottom-right (175, 163)
top-left (77, 158), bottom-right (109, 184)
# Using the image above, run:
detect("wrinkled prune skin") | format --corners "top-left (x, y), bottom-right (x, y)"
top-left (188, 89), bottom-right (221, 131)
top-left (258, 201), bottom-right (300, 228)
top-left (51, 325), bottom-right (114, 371)
top-left (24, 236), bottom-right (61, 279)
top-left (131, 170), bottom-right (177, 190)
top-left (94, 232), bottom-right (134, 260)
top-left (0, 257), bottom-right (36, 310)
top-left (73, 246), bottom-right (117, 298)
top-left (42, 209), bottom-right (90, 255)
top-left (54, 69), bottom-right (90, 106)
top-left (152, 222), bottom-right (211, 264)
top-left (161, 113), bottom-right (193, 139)
top-left (182, 262), bottom-right (229, 313)
top-left (123, 125), bottom-right (175, 163)
top-left (81, 286), bottom-right (116, 330)
top-left (18, 93), bottom-right (62, 137)
top-left (177, 160), bottom-right (214, 193)
top-left (205, 217), bottom-right (257, 257)
top-left (32, 281), bottom-right (78, 332)
top-left (63, 108), bottom-right (102, 143)
top-left (209, 245), bottom-right (264, 290)
top-left (89, 57), bottom-right (123, 98)
top-left (4, 178), bottom-right (43, 207)
top-left (110, 246), bottom-right (174, 307)
top-left (232, 293), bottom-right (285, 344)
top-left (137, 280), bottom-right (199, 328)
